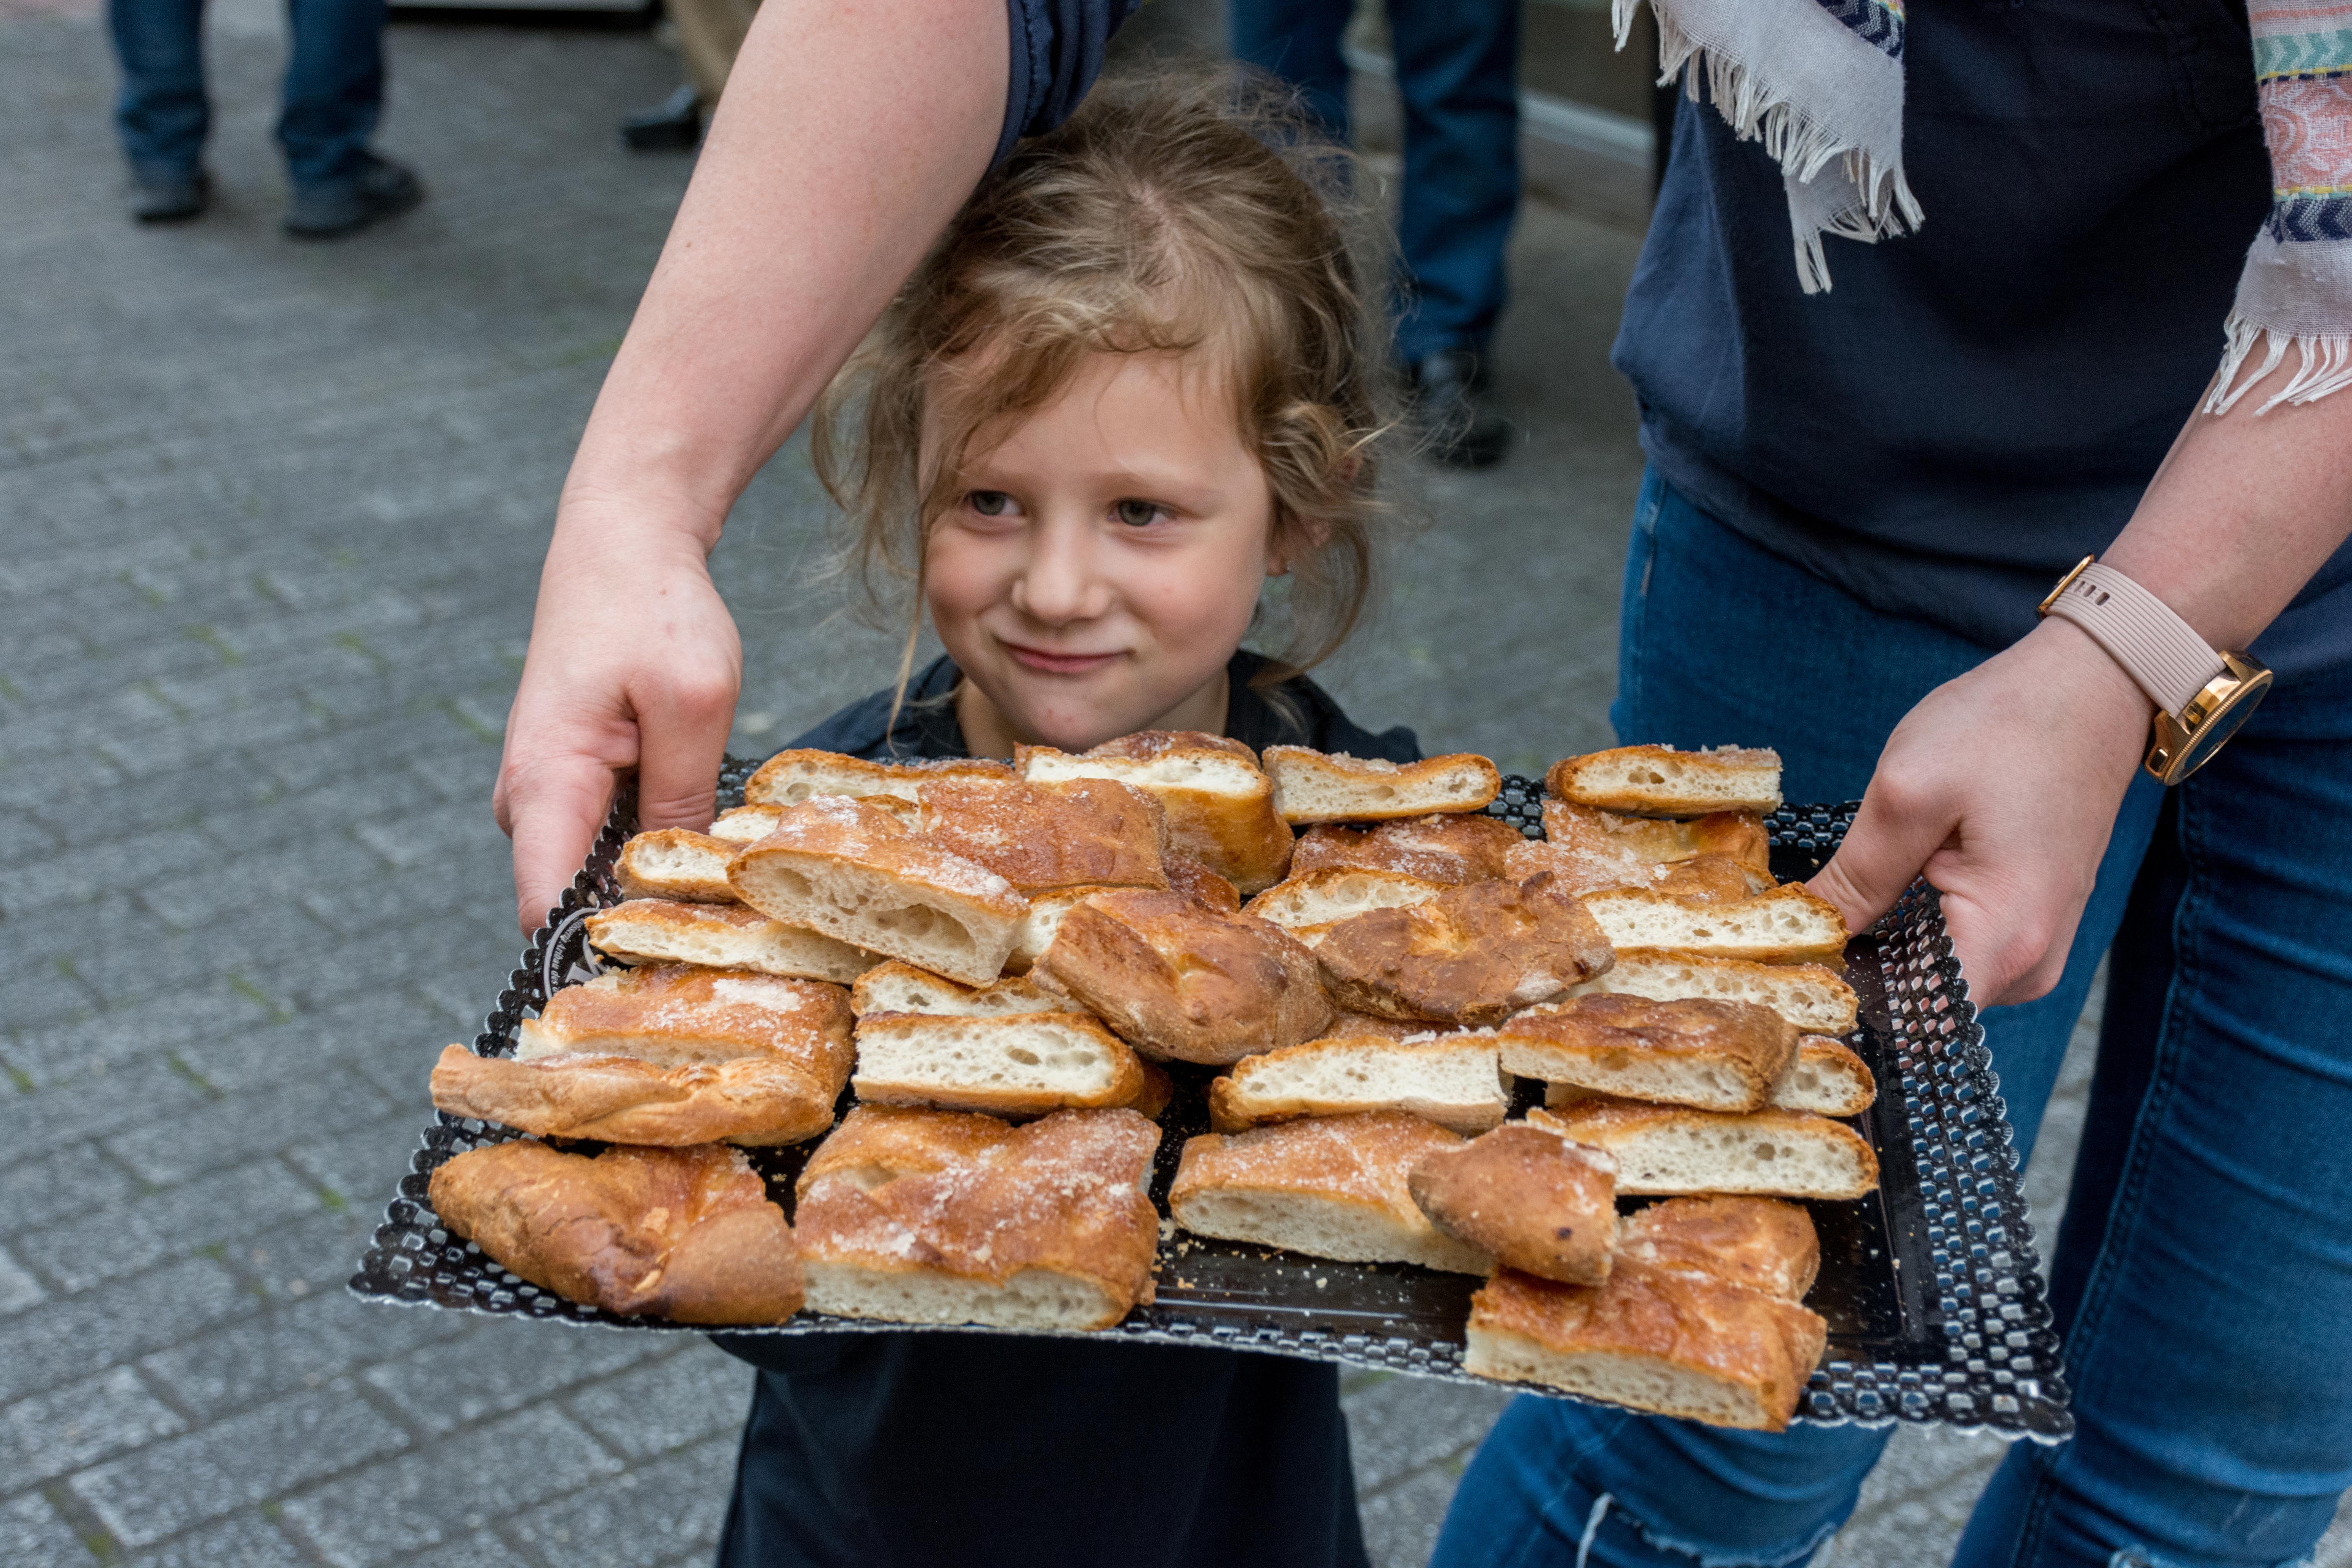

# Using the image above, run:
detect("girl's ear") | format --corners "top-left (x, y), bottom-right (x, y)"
top-left (1266, 510), bottom-right (1327, 578)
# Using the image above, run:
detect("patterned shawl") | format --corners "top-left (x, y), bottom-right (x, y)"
top-left (1616, 0), bottom-right (2352, 413)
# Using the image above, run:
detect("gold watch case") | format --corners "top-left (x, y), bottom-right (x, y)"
top-left (2146, 650), bottom-right (2272, 786)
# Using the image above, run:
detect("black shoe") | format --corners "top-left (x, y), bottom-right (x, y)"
top-left (284, 152), bottom-right (424, 240)
top-left (129, 167), bottom-right (210, 224)
top-left (621, 83), bottom-right (703, 151)
top-left (1408, 348), bottom-right (1513, 470)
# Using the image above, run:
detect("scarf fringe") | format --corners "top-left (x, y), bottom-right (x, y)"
top-left (2207, 314), bottom-right (2352, 415)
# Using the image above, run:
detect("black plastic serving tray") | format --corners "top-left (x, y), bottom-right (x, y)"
top-left (352, 766), bottom-right (2072, 1440)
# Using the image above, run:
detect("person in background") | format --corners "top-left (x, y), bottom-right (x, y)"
top-left (1229, 0), bottom-right (1519, 468)
top-left (106, 0), bottom-right (422, 235)
top-left (617, 0), bottom-right (759, 151)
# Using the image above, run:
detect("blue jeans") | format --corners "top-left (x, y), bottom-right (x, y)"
top-left (108, 0), bottom-right (386, 187)
top-left (1229, 0), bottom-right (1519, 362)
top-left (1431, 471), bottom-right (2352, 1568)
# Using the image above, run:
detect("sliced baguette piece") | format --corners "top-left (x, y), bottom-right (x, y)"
top-left (849, 960), bottom-right (1081, 1019)
top-left (615, 829), bottom-right (740, 904)
top-left (1002, 885), bottom-right (1114, 975)
top-left (1263, 748), bottom-right (1502, 824)
top-left (1243, 867), bottom-right (1450, 930)
top-left (851, 1011), bottom-right (1143, 1116)
top-left (1018, 731), bottom-right (1294, 893)
top-left (726, 797), bottom-right (1026, 985)
top-left (1564, 950), bottom-right (1858, 1036)
top-left (1493, 994), bottom-right (1798, 1114)
top-left (1619, 1195), bottom-right (1820, 1302)
top-left (585, 899), bottom-right (876, 984)
top-left (1773, 1036), bottom-right (1877, 1117)
top-left (1530, 1102), bottom-right (1878, 1200)
top-left (430, 1044), bottom-right (844, 1146)
top-left (1406, 1122), bottom-right (1619, 1285)
top-left (1164, 853), bottom-right (1242, 913)
top-left (708, 804), bottom-right (785, 844)
top-left (514, 965), bottom-right (854, 1073)
top-left (913, 776), bottom-right (1169, 894)
top-left (1315, 873), bottom-right (1615, 1026)
top-left (743, 750), bottom-right (1010, 808)
top-left (1289, 813), bottom-right (1524, 885)
top-left (1541, 800), bottom-right (1773, 879)
top-left (1545, 745), bottom-right (1783, 817)
top-left (1169, 1110), bottom-right (1492, 1273)
top-left (1583, 886), bottom-right (1849, 965)
top-left (1504, 839), bottom-right (1768, 903)
top-left (1208, 1034), bottom-right (1508, 1134)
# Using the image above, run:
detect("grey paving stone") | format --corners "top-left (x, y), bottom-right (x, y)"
top-left (4, 980), bottom-right (279, 1089)
top-left (69, 1382), bottom-right (410, 1549)
top-left (140, 1293), bottom-right (475, 1424)
top-left (283, 1107), bottom-right (435, 1210)
top-left (391, 1528), bottom-right (537, 1568)
top-left (174, 991), bottom-right (452, 1094)
top-left (0, 1243), bottom-right (44, 1315)
top-left (103, 1063), bottom-right (394, 1185)
top-left (140, 835), bottom-right (383, 933)
top-left (561, 1344), bottom-right (754, 1462)
top-left (364, 1318), bottom-right (661, 1437)
top-left (14, 1157), bottom-right (325, 1294)
top-left (0, 1061), bottom-right (207, 1168)
top-left (0, 1491), bottom-right (91, 1568)
top-left (505, 1432), bottom-right (737, 1568)
top-left (0, 1365), bottom-right (188, 1489)
top-left (122, 1511), bottom-right (312, 1568)
top-left (0, 1144), bottom-right (144, 1239)
top-left (66, 905), bottom-right (322, 1011)
top-left (0, 826), bottom-right (221, 915)
top-left (31, 756), bottom-right (273, 849)
top-left (228, 1203), bottom-right (382, 1301)
top-left (1343, 1372), bottom-right (1511, 1495)
top-left (0, 1255), bottom-right (252, 1403)
top-left (1358, 1459), bottom-right (1465, 1568)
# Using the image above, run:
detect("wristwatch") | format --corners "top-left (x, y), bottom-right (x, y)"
top-left (2037, 556), bottom-right (2272, 785)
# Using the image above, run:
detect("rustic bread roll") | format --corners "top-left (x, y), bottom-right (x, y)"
top-left (1502, 840), bottom-right (1768, 903)
top-left (1619, 1196), bottom-right (1820, 1301)
top-left (1314, 873), bottom-right (1615, 1026)
top-left (615, 829), bottom-right (740, 904)
top-left (1289, 813), bottom-right (1523, 885)
top-left (585, 898), bottom-right (875, 984)
top-left (1545, 745), bottom-right (1784, 817)
top-left (1564, 950), bottom-right (1859, 1036)
top-left (795, 1105), bottom-right (1161, 1331)
top-left (1000, 885), bottom-right (1115, 975)
top-left (849, 960), bottom-right (1081, 1019)
top-left (708, 804), bottom-right (785, 844)
top-left (1169, 1111), bottom-right (1492, 1273)
top-left (851, 1011), bottom-right (1145, 1116)
top-left (743, 750), bottom-right (1010, 808)
top-left (428, 1141), bottom-right (802, 1324)
top-left (1207, 1033), bottom-right (1508, 1133)
top-left (1583, 885), bottom-right (1849, 965)
top-left (1262, 748), bottom-right (1502, 824)
top-left (1017, 731), bottom-right (1295, 893)
top-left (430, 1045), bottom-right (846, 1146)
top-left (1540, 800), bottom-right (1774, 879)
top-left (913, 776), bottom-right (1168, 894)
top-left (1163, 853), bottom-right (1242, 913)
top-left (1494, 994), bottom-right (1800, 1114)
top-left (1530, 1102), bottom-right (1878, 1200)
top-left (726, 796), bottom-right (1026, 985)
top-left (515, 965), bottom-right (855, 1073)
top-left (1773, 1036), bottom-right (1877, 1117)
top-left (1406, 1122), bottom-right (1619, 1285)
top-left (1243, 867), bottom-right (1450, 930)
top-left (1037, 889), bottom-right (1331, 1065)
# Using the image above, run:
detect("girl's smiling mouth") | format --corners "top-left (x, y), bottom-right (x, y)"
top-left (1001, 642), bottom-right (1125, 675)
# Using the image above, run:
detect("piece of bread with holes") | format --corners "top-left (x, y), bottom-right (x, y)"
top-left (743, 750), bottom-right (1010, 808)
top-left (428, 1141), bottom-right (802, 1324)
top-left (851, 1011), bottom-right (1143, 1116)
top-left (1289, 813), bottom-right (1524, 885)
top-left (726, 796), bottom-right (1026, 985)
top-left (1207, 1033), bottom-right (1508, 1133)
top-left (849, 960), bottom-right (1081, 1019)
top-left (1620, 1195), bottom-right (1820, 1301)
top-left (1773, 1036), bottom-right (1876, 1117)
top-left (1262, 748), bottom-right (1502, 824)
top-left (1546, 745), bottom-right (1784, 817)
top-left (1168, 1110), bottom-right (1492, 1273)
top-left (1503, 839), bottom-right (1768, 903)
top-left (585, 899), bottom-right (875, 985)
top-left (913, 776), bottom-right (1169, 894)
top-left (1036, 889), bottom-right (1331, 1064)
top-left (794, 1105), bottom-right (1161, 1330)
top-left (1493, 994), bottom-right (1799, 1114)
top-left (707, 804), bottom-right (784, 844)
top-left (1541, 800), bottom-right (1773, 879)
top-left (1163, 853), bottom-right (1242, 913)
top-left (430, 1044), bottom-right (846, 1146)
top-left (1017, 731), bottom-right (1295, 893)
top-left (615, 829), bottom-right (740, 904)
top-left (1406, 1121), bottom-right (1619, 1285)
top-left (1530, 1102), bottom-right (1877, 1199)
top-left (1243, 867), bottom-right (1450, 931)
top-left (1314, 873), bottom-right (1615, 1027)
top-left (516, 964), bottom-right (854, 1072)
top-left (1564, 950), bottom-right (1858, 1036)
top-left (1000, 886), bottom-right (1116, 975)
top-left (1582, 886), bottom-right (1849, 965)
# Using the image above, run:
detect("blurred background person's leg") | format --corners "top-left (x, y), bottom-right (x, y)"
top-left (1230, 0), bottom-right (1354, 137)
top-left (108, 0), bottom-right (213, 221)
top-left (278, 0), bottom-right (419, 237)
top-left (622, 0), bottom-right (760, 150)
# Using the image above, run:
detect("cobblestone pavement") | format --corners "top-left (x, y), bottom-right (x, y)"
top-left (5, 9), bottom-right (2347, 1568)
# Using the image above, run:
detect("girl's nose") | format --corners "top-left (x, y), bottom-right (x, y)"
top-left (1008, 517), bottom-right (1110, 625)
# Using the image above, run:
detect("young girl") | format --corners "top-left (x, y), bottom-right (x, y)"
top-left (711, 76), bottom-right (1423, 1568)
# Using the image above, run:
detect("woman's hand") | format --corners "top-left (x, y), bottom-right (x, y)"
top-left (1808, 618), bottom-right (2151, 1006)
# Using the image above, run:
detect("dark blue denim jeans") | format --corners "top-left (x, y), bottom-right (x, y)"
top-left (108, 0), bottom-right (385, 188)
top-left (1229, 0), bottom-right (1519, 362)
top-left (1430, 470), bottom-right (2352, 1568)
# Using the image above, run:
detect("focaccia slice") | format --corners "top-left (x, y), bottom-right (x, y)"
top-left (1017, 731), bottom-right (1294, 894)
top-left (1207, 1033), bottom-right (1508, 1133)
top-left (743, 750), bottom-right (1009, 807)
top-left (912, 776), bottom-right (1168, 894)
top-left (1406, 1121), bottom-right (1619, 1285)
top-left (585, 898), bottom-right (875, 984)
top-left (1545, 745), bottom-right (1783, 817)
top-left (1541, 800), bottom-right (1772, 879)
top-left (1564, 950), bottom-right (1859, 1036)
top-left (615, 829), bottom-right (739, 904)
top-left (1582, 886), bottom-right (1849, 965)
top-left (429, 1046), bottom-right (843, 1146)
top-left (515, 965), bottom-right (854, 1072)
top-left (1529, 1103), bottom-right (1878, 1200)
top-left (850, 1011), bottom-right (1143, 1116)
top-left (1263, 748), bottom-right (1501, 824)
top-left (1492, 993), bottom-right (1799, 1114)
top-left (1288, 813), bottom-right (1523, 885)
top-left (1314, 873), bottom-right (1614, 1026)
top-left (1243, 867), bottom-right (1450, 930)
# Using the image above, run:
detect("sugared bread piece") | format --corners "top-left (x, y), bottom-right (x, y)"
top-left (913, 777), bottom-right (1168, 894)
top-left (1037, 889), bottom-right (1331, 1065)
top-left (1289, 813), bottom-right (1523, 885)
top-left (1773, 1036), bottom-right (1877, 1117)
top-left (1566, 950), bottom-right (1859, 1036)
top-left (794, 1105), bottom-right (1161, 1331)
top-left (1315, 873), bottom-right (1614, 1027)
top-left (430, 1045), bottom-right (846, 1146)
top-left (1582, 886), bottom-right (1849, 965)
top-left (1619, 1196), bottom-right (1820, 1302)
top-left (1503, 840), bottom-right (1768, 903)
top-left (1541, 801), bottom-right (1773, 879)
top-left (1530, 1102), bottom-right (1878, 1200)
top-left (1494, 994), bottom-right (1799, 1114)
top-left (1263, 748), bottom-right (1502, 824)
top-left (429, 1142), bottom-right (803, 1325)
top-left (849, 960), bottom-right (1080, 1018)
top-left (851, 1011), bottom-right (1143, 1116)
top-left (1406, 1122), bottom-right (1619, 1285)
top-left (726, 797), bottom-right (1026, 985)
top-left (743, 750), bottom-right (1009, 807)
top-left (1243, 867), bottom-right (1449, 930)
top-left (586, 899), bottom-right (875, 984)
top-left (1169, 1111), bottom-right (1492, 1274)
top-left (1546, 745), bottom-right (1783, 817)
top-left (615, 829), bottom-right (740, 904)
top-left (1208, 1033), bottom-right (1508, 1133)
top-left (515, 965), bottom-right (854, 1072)
top-left (1018, 731), bottom-right (1294, 893)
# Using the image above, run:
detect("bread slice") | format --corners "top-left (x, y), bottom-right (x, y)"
top-left (585, 898), bottom-right (876, 984)
top-left (849, 960), bottom-right (1081, 1019)
top-left (1169, 1111), bottom-right (1492, 1273)
top-left (743, 749), bottom-right (1009, 808)
top-left (615, 829), bottom-right (740, 904)
top-left (851, 1011), bottom-right (1144, 1116)
top-left (795, 1105), bottom-right (1161, 1331)
top-left (1565, 950), bottom-right (1858, 1036)
top-left (430, 1044), bottom-right (844, 1146)
top-left (1530, 1102), bottom-right (1878, 1200)
top-left (515, 965), bottom-right (855, 1073)
top-left (1000, 885), bottom-right (1112, 975)
top-left (1263, 748), bottom-right (1502, 824)
top-left (913, 776), bottom-right (1169, 894)
top-left (1243, 867), bottom-right (1450, 930)
top-left (1502, 839), bottom-right (1768, 903)
top-left (1314, 873), bottom-right (1615, 1026)
top-left (1545, 745), bottom-right (1784, 817)
top-left (1541, 801), bottom-right (1773, 878)
top-left (707, 804), bottom-right (785, 844)
top-left (1208, 1034), bottom-right (1508, 1134)
top-left (1164, 853), bottom-right (1242, 913)
top-left (1493, 994), bottom-right (1799, 1114)
top-left (726, 796), bottom-right (1026, 985)
top-left (1773, 1036), bottom-right (1877, 1117)
top-left (1289, 813), bottom-right (1524, 885)
top-left (1327, 1008), bottom-right (1464, 1041)
top-left (1406, 1122), bottom-right (1619, 1285)
top-left (428, 1141), bottom-right (802, 1324)
top-left (1619, 1196), bottom-right (1820, 1301)
top-left (1018, 731), bottom-right (1295, 893)
top-left (1582, 886), bottom-right (1849, 965)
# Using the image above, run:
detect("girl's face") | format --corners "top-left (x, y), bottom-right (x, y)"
top-left (924, 350), bottom-right (1281, 755)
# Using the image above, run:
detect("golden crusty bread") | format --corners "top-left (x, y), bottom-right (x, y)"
top-left (794, 1105), bottom-right (1161, 1331)
top-left (1530, 1102), bottom-right (1878, 1200)
top-left (913, 776), bottom-right (1169, 894)
top-left (1262, 748), bottom-right (1503, 824)
top-left (1773, 1036), bottom-right (1877, 1117)
top-left (1314, 873), bottom-right (1615, 1027)
top-left (1288, 813), bottom-right (1524, 885)
top-left (1545, 745), bottom-right (1784, 817)
top-left (1000, 885), bottom-right (1116, 975)
top-left (708, 804), bottom-right (785, 843)
top-left (1619, 1196), bottom-right (1820, 1301)
top-left (1564, 950), bottom-right (1859, 1036)
top-left (850, 1011), bottom-right (1145, 1117)
top-left (1017, 731), bottom-right (1295, 893)
top-left (585, 899), bottom-right (875, 984)
top-left (1493, 994), bottom-right (1800, 1114)
top-left (1540, 800), bottom-right (1773, 879)
top-left (1163, 853), bottom-right (1243, 913)
top-left (428, 1141), bottom-right (802, 1325)
top-left (429, 1045), bottom-right (846, 1147)
top-left (1502, 840), bottom-right (1768, 903)
top-left (1207, 1033), bottom-right (1508, 1133)
top-left (1406, 1122), bottom-right (1620, 1285)
top-left (1037, 889), bottom-right (1332, 1065)
top-left (1582, 885), bottom-right (1849, 965)
top-left (515, 965), bottom-right (855, 1072)
top-left (849, 960), bottom-right (1080, 1019)
top-left (1243, 867), bottom-right (1450, 930)
top-left (743, 750), bottom-right (1010, 808)
top-left (615, 829), bottom-right (740, 904)
top-left (1169, 1111), bottom-right (1492, 1273)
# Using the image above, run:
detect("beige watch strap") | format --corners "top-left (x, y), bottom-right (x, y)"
top-left (2041, 562), bottom-right (2226, 718)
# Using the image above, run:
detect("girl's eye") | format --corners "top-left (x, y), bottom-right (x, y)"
top-left (1113, 499), bottom-right (1167, 528)
top-left (968, 490), bottom-right (1013, 517)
